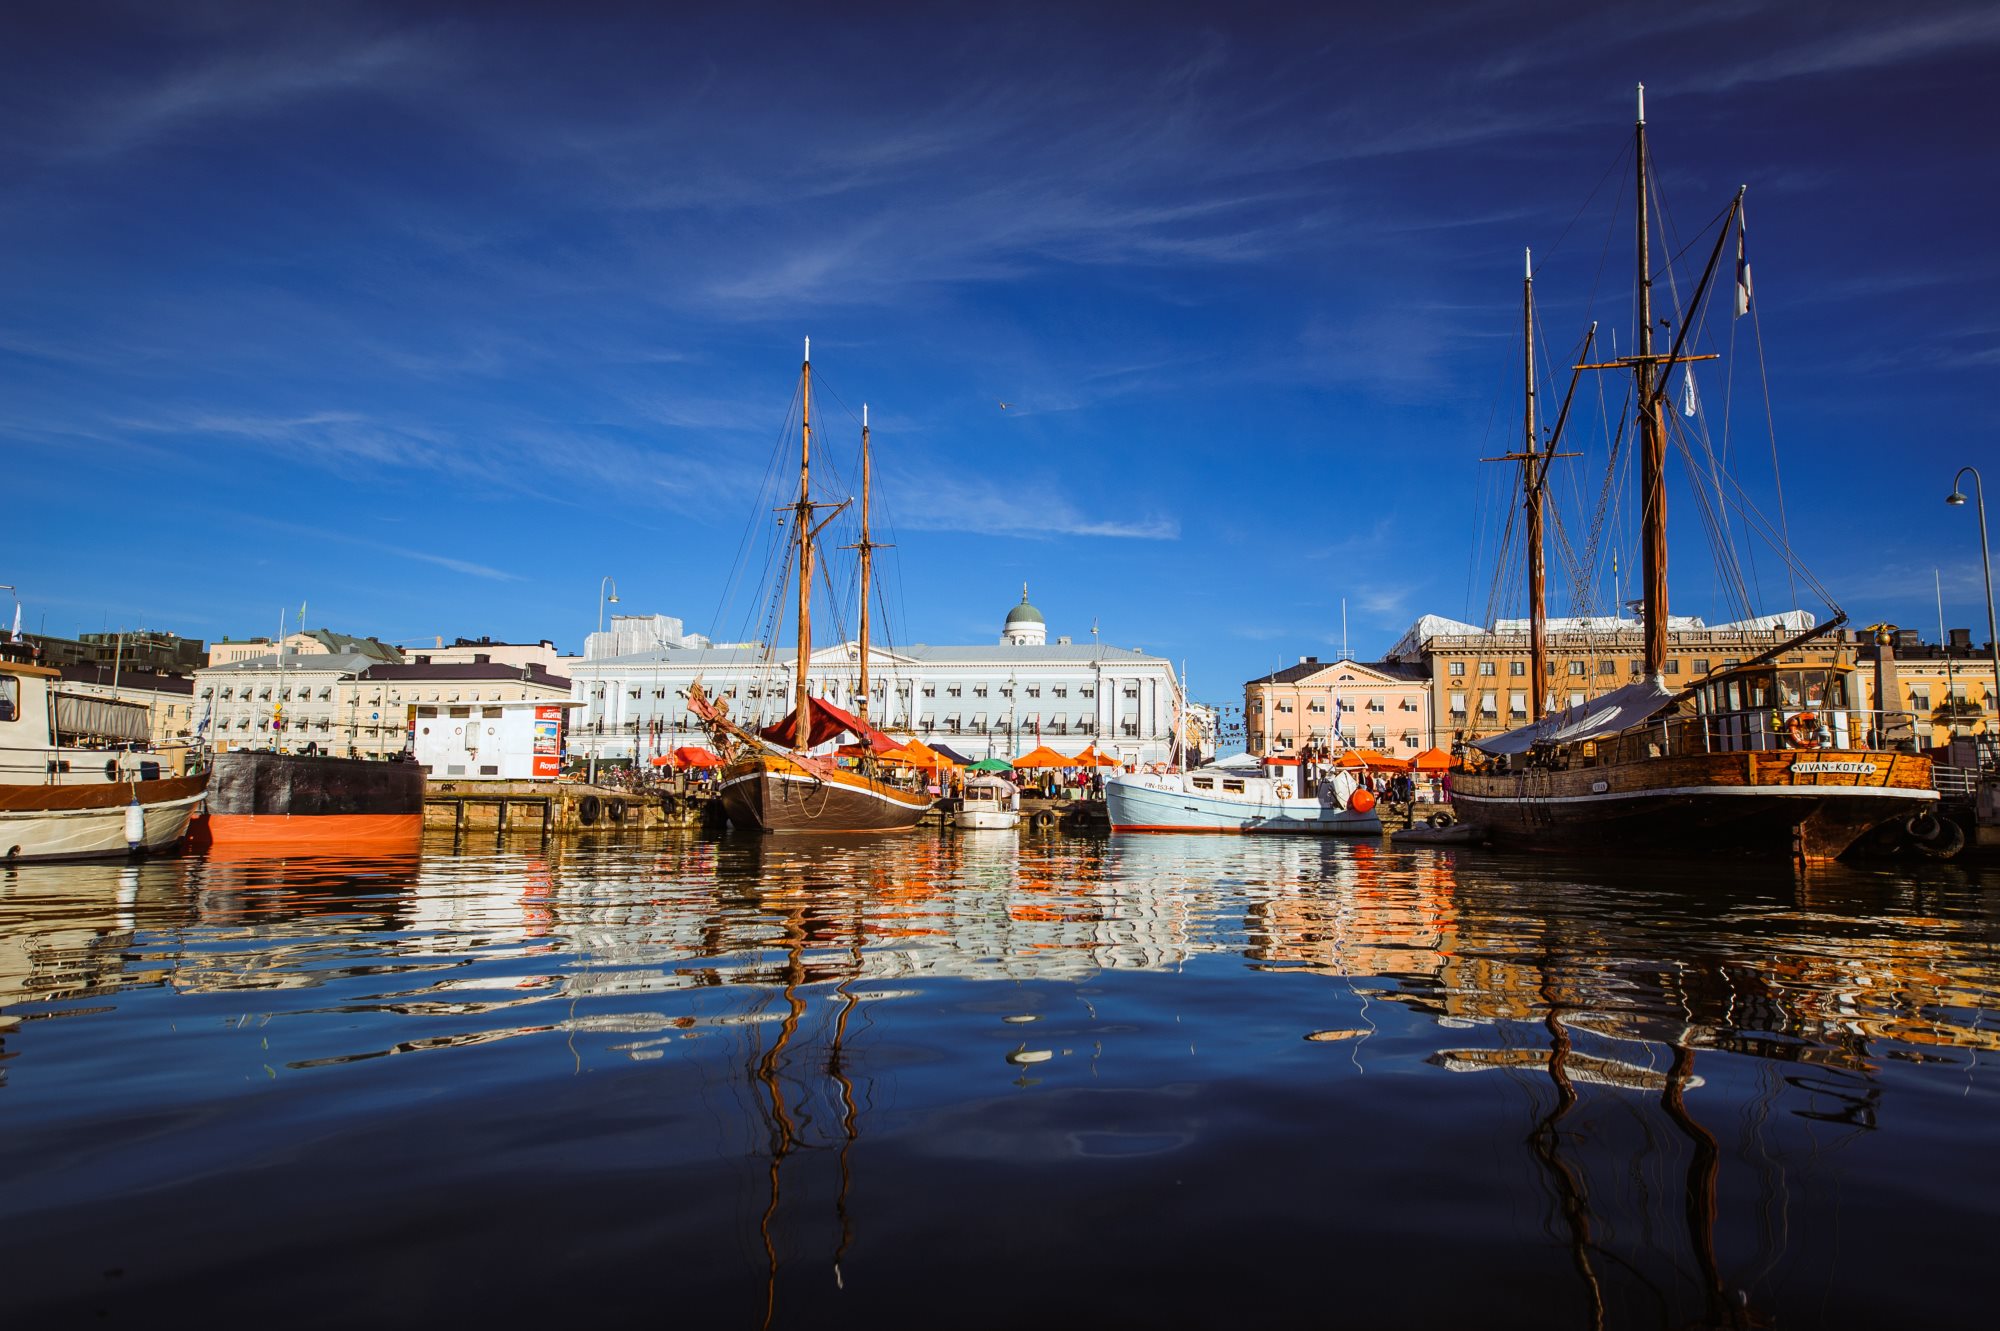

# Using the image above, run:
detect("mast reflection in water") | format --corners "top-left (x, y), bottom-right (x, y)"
top-left (2, 836), bottom-right (1996, 1327)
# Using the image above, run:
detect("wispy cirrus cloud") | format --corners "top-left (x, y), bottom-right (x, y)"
top-left (1687, 7), bottom-right (2000, 92)
top-left (885, 470), bottom-right (1178, 541)
top-left (227, 514), bottom-right (523, 583)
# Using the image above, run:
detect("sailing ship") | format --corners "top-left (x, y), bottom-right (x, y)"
top-left (1449, 86), bottom-right (1936, 863)
top-left (0, 647), bottom-right (205, 862)
top-left (690, 342), bottom-right (933, 833)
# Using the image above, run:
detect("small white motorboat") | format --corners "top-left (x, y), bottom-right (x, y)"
top-left (955, 774), bottom-right (1022, 830)
top-left (1105, 753), bottom-right (1381, 836)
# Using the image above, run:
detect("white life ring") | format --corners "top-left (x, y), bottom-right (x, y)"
top-left (1274, 782), bottom-right (1293, 799)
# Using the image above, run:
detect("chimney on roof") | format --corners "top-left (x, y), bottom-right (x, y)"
top-left (1950, 627), bottom-right (1972, 650)
top-left (474, 653), bottom-right (491, 665)
top-left (528, 661), bottom-right (545, 674)
top-left (1301, 655), bottom-right (1318, 664)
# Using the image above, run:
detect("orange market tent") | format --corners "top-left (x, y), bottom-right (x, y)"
top-left (672, 745), bottom-right (725, 768)
top-left (884, 738), bottom-right (958, 773)
top-left (1071, 745), bottom-right (1121, 767)
top-left (1335, 748), bottom-right (1404, 769)
top-left (648, 754), bottom-right (674, 767)
top-left (1012, 745), bottom-right (1073, 769)
top-left (1411, 747), bottom-right (1455, 772)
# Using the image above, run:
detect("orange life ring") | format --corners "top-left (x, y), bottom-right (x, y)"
top-left (1786, 712), bottom-right (1823, 749)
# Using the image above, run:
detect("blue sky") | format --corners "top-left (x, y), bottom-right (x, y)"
top-left (6, 1), bottom-right (1997, 705)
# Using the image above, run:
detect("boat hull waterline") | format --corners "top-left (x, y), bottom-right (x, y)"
top-left (194, 750), bottom-right (426, 855)
top-left (718, 756), bottom-right (931, 833)
top-left (1451, 749), bottom-right (1935, 861)
top-left (0, 776), bottom-right (207, 862)
top-left (1105, 775), bottom-right (1382, 836)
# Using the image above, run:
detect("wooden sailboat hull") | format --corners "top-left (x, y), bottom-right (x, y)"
top-left (717, 754), bottom-right (932, 833)
top-left (1451, 749), bottom-right (1936, 862)
top-left (0, 775), bottom-right (207, 862)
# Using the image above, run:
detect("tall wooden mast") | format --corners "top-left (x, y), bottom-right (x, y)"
top-left (855, 404), bottom-right (874, 726)
top-left (1523, 247), bottom-right (1547, 720)
top-left (795, 338), bottom-right (814, 735)
top-left (1634, 83), bottom-right (1670, 679)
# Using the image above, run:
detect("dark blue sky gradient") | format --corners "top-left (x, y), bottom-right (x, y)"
top-left (5, 1), bottom-right (1997, 699)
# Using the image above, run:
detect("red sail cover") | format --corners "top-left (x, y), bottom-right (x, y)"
top-left (760, 696), bottom-right (897, 752)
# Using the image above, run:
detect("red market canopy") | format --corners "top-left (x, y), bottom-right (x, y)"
top-left (760, 695), bottom-right (899, 753)
top-left (648, 754), bottom-right (675, 767)
top-left (672, 745), bottom-right (725, 769)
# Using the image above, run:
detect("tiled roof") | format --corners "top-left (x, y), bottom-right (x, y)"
top-left (1246, 658), bottom-right (1428, 686)
top-left (360, 663), bottom-right (572, 689)
top-left (56, 664), bottom-right (195, 694)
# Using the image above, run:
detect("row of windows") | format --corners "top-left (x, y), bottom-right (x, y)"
top-left (1448, 657), bottom-right (1735, 678)
top-left (1253, 697), bottom-right (1423, 715)
top-left (1268, 731), bottom-right (1423, 749)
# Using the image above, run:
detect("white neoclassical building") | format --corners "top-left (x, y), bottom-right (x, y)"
top-left (567, 589), bottom-right (1186, 767)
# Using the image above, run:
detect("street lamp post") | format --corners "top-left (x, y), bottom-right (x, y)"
top-left (589, 576), bottom-right (620, 785)
top-left (598, 576), bottom-right (620, 642)
top-left (1947, 467), bottom-right (2000, 741)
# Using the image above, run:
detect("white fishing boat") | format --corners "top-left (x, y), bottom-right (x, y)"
top-left (1106, 755), bottom-right (1381, 835)
top-left (1, 650), bottom-right (204, 862)
top-left (954, 774), bottom-right (1021, 830)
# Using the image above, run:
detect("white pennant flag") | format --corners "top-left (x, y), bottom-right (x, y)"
top-left (1680, 366), bottom-right (1699, 417)
top-left (1735, 202), bottom-right (1753, 317)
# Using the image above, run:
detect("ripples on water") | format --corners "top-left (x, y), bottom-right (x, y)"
top-left (2, 833), bottom-right (1996, 1328)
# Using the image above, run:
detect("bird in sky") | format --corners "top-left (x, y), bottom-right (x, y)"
top-left (997, 400), bottom-right (1011, 410)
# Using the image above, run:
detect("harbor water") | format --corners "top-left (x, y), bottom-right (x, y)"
top-left (3, 833), bottom-right (1997, 1328)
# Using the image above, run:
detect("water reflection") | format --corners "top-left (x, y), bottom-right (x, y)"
top-left (0, 835), bottom-right (1995, 1326)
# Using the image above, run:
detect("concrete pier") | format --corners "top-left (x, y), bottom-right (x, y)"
top-left (423, 781), bottom-right (725, 838)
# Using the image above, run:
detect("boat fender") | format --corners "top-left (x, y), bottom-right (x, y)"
top-left (1912, 817), bottom-right (1965, 860)
top-left (608, 798), bottom-right (626, 823)
top-left (105, 758), bottom-right (121, 782)
top-left (124, 800), bottom-right (145, 850)
top-left (1904, 809), bottom-right (1943, 842)
top-left (578, 794), bottom-right (601, 826)
top-left (1349, 789), bottom-right (1377, 814)
top-left (1427, 812), bottom-right (1455, 829)
top-left (1786, 711), bottom-right (1822, 749)
top-left (1032, 809), bottom-right (1055, 832)
top-left (1274, 783), bottom-right (1292, 799)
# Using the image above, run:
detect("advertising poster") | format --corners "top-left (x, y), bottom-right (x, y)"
top-left (532, 705), bottom-right (562, 778)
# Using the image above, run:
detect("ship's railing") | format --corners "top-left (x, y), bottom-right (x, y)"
top-left (1574, 708), bottom-right (1923, 767)
top-left (1932, 765), bottom-right (1981, 800)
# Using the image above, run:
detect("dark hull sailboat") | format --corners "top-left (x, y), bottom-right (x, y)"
top-left (1451, 748), bottom-right (1936, 861)
top-left (716, 751), bottom-right (930, 834)
top-left (1451, 87), bottom-right (1933, 863)
top-left (692, 343), bottom-right (935, 834)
